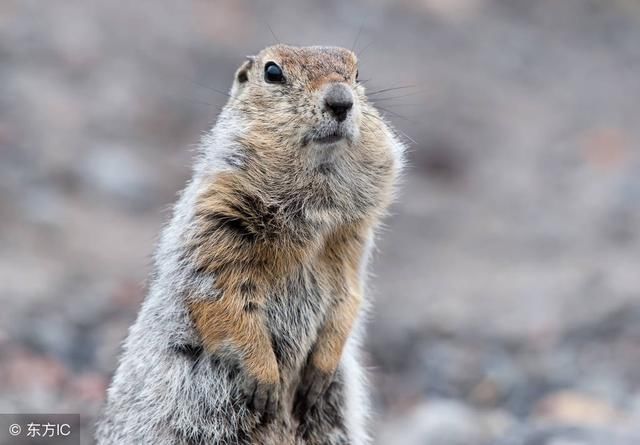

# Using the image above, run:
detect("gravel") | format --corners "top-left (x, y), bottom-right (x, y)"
top-left (1, 0), bottom-right (640, 442)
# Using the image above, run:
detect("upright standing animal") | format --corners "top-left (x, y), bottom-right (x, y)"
top-left (97, 44), bottom-right (404, 445)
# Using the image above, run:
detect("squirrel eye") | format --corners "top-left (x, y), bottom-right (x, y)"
top-left (355, 70), bottom-right (359, 82)
top-left (264, 62), bottom-right (285, 83)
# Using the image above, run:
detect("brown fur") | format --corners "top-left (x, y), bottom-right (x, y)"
top-left (189, 299), bottom-right (279, 383)
top-left (187, 175), bottom-right (370, 383)
top-left (310, 223), bottom-right (367, 373)
top-left (97, 44), bottom-right (402, 445)
top-left (188, 44), bottom-right (398, 399)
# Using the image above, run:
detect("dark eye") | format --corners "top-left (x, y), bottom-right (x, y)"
top-left (264, 62), bottom-right (285, 83)
top-left (355, 70), bottom-right (359, 82)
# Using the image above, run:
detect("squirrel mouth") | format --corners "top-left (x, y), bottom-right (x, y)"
top-left (304, 125), bottom-right (350, 146)
top-left (311, 126), bottom-right (350, 145)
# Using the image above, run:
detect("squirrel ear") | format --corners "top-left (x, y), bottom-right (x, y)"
top-left (235, 56), bottom-right (255, 84)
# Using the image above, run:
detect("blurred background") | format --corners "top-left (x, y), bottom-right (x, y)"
top-left (2, 0), bottom-right (640, 443)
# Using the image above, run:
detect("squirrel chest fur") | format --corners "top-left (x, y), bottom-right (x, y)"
top-left (97, 44), bottom-right (404, 445)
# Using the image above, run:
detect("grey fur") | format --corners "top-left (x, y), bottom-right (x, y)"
top-left (97, 45), bottom-right (404, 445)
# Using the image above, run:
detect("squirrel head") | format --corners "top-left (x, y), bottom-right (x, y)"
top-left (224, 45), bottom-right (392, 166)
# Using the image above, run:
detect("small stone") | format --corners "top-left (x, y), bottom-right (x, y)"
top-left (470, 378), bottom-right (500, 406)
top-left (533, 391), bottom-right (623, 426)
top-left (378, 399), bottom-right (495, 445)
top-left (4, 349), bottom-right (68, 392)
top-left (69, 372), bottom-right (107, 402)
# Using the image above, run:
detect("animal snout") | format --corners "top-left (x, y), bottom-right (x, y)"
top-left (323, 84), bottom-right (353, 122)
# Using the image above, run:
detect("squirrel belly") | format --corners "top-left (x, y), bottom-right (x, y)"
top-left (97, 44), bottom-right (404, 445)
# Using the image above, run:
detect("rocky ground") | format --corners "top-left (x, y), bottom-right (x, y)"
top-left (1, 0), bottom-right (640, 443)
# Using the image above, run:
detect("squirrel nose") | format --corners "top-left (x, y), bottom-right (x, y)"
top-left (324, 84), bottom-right (353, 122)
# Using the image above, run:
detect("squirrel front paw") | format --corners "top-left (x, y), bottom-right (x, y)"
top-left (239, 368), bottom-right (280, 423)
top-left (293, 363), bottom-right (334, 419)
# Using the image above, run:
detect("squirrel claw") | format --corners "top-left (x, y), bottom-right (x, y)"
top-left (242, 379), bottom-right (279, 423)
top-left (293, 365), bottom-right (333, 419)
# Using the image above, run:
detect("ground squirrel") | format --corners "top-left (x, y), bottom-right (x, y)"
top-left (96, 44), bottom-right (404, 444)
